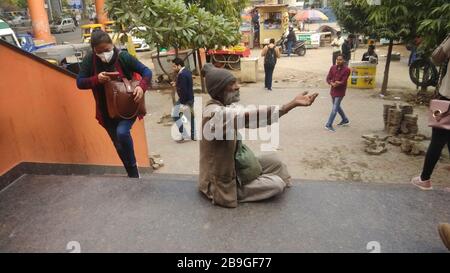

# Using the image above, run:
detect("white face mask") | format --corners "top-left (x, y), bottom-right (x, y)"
top-left (96, 50), bottom-right (114, 63)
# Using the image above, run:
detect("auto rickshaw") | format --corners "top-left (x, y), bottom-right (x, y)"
top-left (108, 23), bottom-right (138, 58)
top-left (103, 20), bottom-right (116, 34)
top-left (80, 23), bottom-right (104, 43)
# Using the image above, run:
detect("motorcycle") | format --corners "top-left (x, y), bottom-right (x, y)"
top-left (275, 34), bottom-right (306, 57)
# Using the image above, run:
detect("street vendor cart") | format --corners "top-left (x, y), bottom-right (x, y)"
top-left (254, 3), bottom-right (289, 47)
top-left (207, 46), bottom-right (251, 70)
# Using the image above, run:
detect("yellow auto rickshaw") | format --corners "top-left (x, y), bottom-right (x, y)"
top-left (80, 23), bottom-right (104, 43)
top-left (103, 20), bottom-right (116, 34)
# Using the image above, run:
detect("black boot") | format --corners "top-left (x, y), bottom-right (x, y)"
top-left (125, 165), bottom-right (140, 178)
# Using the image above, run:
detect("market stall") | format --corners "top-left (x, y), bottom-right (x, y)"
top-left (254, 3), bottom-right (289, 47)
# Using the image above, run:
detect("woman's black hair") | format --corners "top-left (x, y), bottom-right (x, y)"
top-left (90, 30), bottom-right (113, 48)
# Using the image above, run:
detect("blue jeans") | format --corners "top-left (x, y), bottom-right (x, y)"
top-left (172, 99), bottom-right (195, 139)
top-left (326, 96), bottom-right (348, 127)
top-left (264, 63), bottom-right (275, 90)
top-left (103, 117), bottom-right (137, 171)
top-left (287, 41), bottom-right (294, 57)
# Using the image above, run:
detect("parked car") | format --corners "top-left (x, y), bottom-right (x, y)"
top-left (33, 43), bottom-right (91, 74)
top-left (10, 15), bottom-right (31, 27)
top-left (50, 18), bottom-right (76, 34)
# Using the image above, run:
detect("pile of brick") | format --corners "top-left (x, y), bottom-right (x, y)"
top-left (362, 134), bottom-right (427, 156)
top-left (362, 134), bottom-right (388, 155)
top-left (384, 103), bottom-right (418, 135)
top-left (362, 104), bottom-right (427, 156)
top-left (149, 154), bottom-right (164, 170)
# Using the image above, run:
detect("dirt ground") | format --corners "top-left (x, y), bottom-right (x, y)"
top-left (136, 44), bottom-right (450, 186)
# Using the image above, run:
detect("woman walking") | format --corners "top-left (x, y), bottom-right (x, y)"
top-left (76, 30), bottom-right (152, 178)
top-left (411, 36), bottom-right (450, 190)
top-left (261, 38), bottom-right (280, 91)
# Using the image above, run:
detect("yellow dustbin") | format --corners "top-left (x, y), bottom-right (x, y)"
top-left (347, 61), bottom-right (377, 89)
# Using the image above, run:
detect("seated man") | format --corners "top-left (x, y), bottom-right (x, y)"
top-left (199, 64), bottom-right (318, 208)
top-left (362, 45), bottom-right (378, 64)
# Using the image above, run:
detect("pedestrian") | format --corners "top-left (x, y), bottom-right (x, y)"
top-left (362, 45), bottom-right (378, 64)
top-left (341, 34), bottom-right (354, 65)
top-left (411, 35), bottom-right (450, 191)
top-left (76, 13), bottom-right (81, 26)
top-left (72, 14), bottom-right (78, 27)
top-left (407, 37), bottom-right (422, 66)
top-left (286, 26), bottom-right (297, 57)
top-left (199, 63), bottom-right (318, 208)
top-left (331, 31), bottom-right (344, 65)
top-left (76, 30), bottom-right (152, 178)
top-left (171, 57), bottom-right (195, 142)
top-left (325, 54), bottom-right (351, 132)
top-left (261, 38), bottom-right (280, 91)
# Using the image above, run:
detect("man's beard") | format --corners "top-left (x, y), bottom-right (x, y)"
top-left (224, 91), bottom-right (240, 105)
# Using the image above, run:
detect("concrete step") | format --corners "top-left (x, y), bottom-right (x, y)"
top-left (0, 174), bottom-right (449, 253)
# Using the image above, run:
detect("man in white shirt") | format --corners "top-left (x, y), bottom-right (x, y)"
top-left (331, 31), bottom-right (345, 65)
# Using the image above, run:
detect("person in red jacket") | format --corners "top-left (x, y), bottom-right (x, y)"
top-left (325, 54), bottom-right (351, 132)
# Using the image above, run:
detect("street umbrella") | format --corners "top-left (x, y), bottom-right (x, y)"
top-left (294, 9), bottom-right (329, 22)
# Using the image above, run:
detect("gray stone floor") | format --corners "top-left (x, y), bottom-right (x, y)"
top-left (0, 174), bottom-right (449, 253)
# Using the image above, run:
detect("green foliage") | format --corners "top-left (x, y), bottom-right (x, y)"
top-left (416, 1), bottom-right (450, 53)
top-left (0, 0), bottom-right (27, 10)
top-left (332, 0), bottom-right (450, 94)
top-left (368, 0), bottom-right (411, 40)
top-left (106, 0), bottom-right (241, 51)
top-left (333, 0), bottom-right (450, 53)
top-left (184, 0), bottom-right (250, 22)
top-left (331, 0), bottom-right (371, 35)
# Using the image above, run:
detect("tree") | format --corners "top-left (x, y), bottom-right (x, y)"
top-left (184, 0), bottom-right (250, 21)
top-left (0, 0), bottom-right (27, 11)
top-left (368, 0), bottom-right (411, 95)
top-left (333, 0), bottom-right (450, 95)
top-left (416, 0), bottom-right (450, 54)
top-left (106, 0), bottom-right (242, 95)
top-left (331, 0), bottom-right (371, 35)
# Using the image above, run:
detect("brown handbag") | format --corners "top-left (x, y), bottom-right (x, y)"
top-left (104, 77), bottom-right (146, 120)
top-left (428, 99), bottom-right (450, 130)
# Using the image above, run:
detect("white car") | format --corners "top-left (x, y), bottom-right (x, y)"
top-left (50, 18), bottom-right (76, 34)
top-left (130, 27), bottom-right (151, 52)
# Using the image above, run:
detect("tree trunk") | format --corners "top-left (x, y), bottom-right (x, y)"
top-left (156, 45), bottom-right (176, 105)
top-left (381, 38), bottom-right (394, 95)
top-left (81, 0), bottom-right (88, 19)
top-left (197, 49), bottom-right (206, 93)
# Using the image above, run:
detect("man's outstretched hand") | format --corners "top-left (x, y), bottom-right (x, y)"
top-left (293, 91), bottom-right (319, 107)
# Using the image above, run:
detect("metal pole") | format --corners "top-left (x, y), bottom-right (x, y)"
top-left (47, 0), bottom-right (53, 22)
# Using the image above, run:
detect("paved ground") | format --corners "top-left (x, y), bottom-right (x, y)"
top-left (54, 27), bottom-right (82, 44)
top-left (0, 174), bottom-right (449, 253)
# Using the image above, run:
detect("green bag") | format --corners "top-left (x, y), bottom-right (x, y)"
top-left (235, 140), bottom-right (263, 184)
